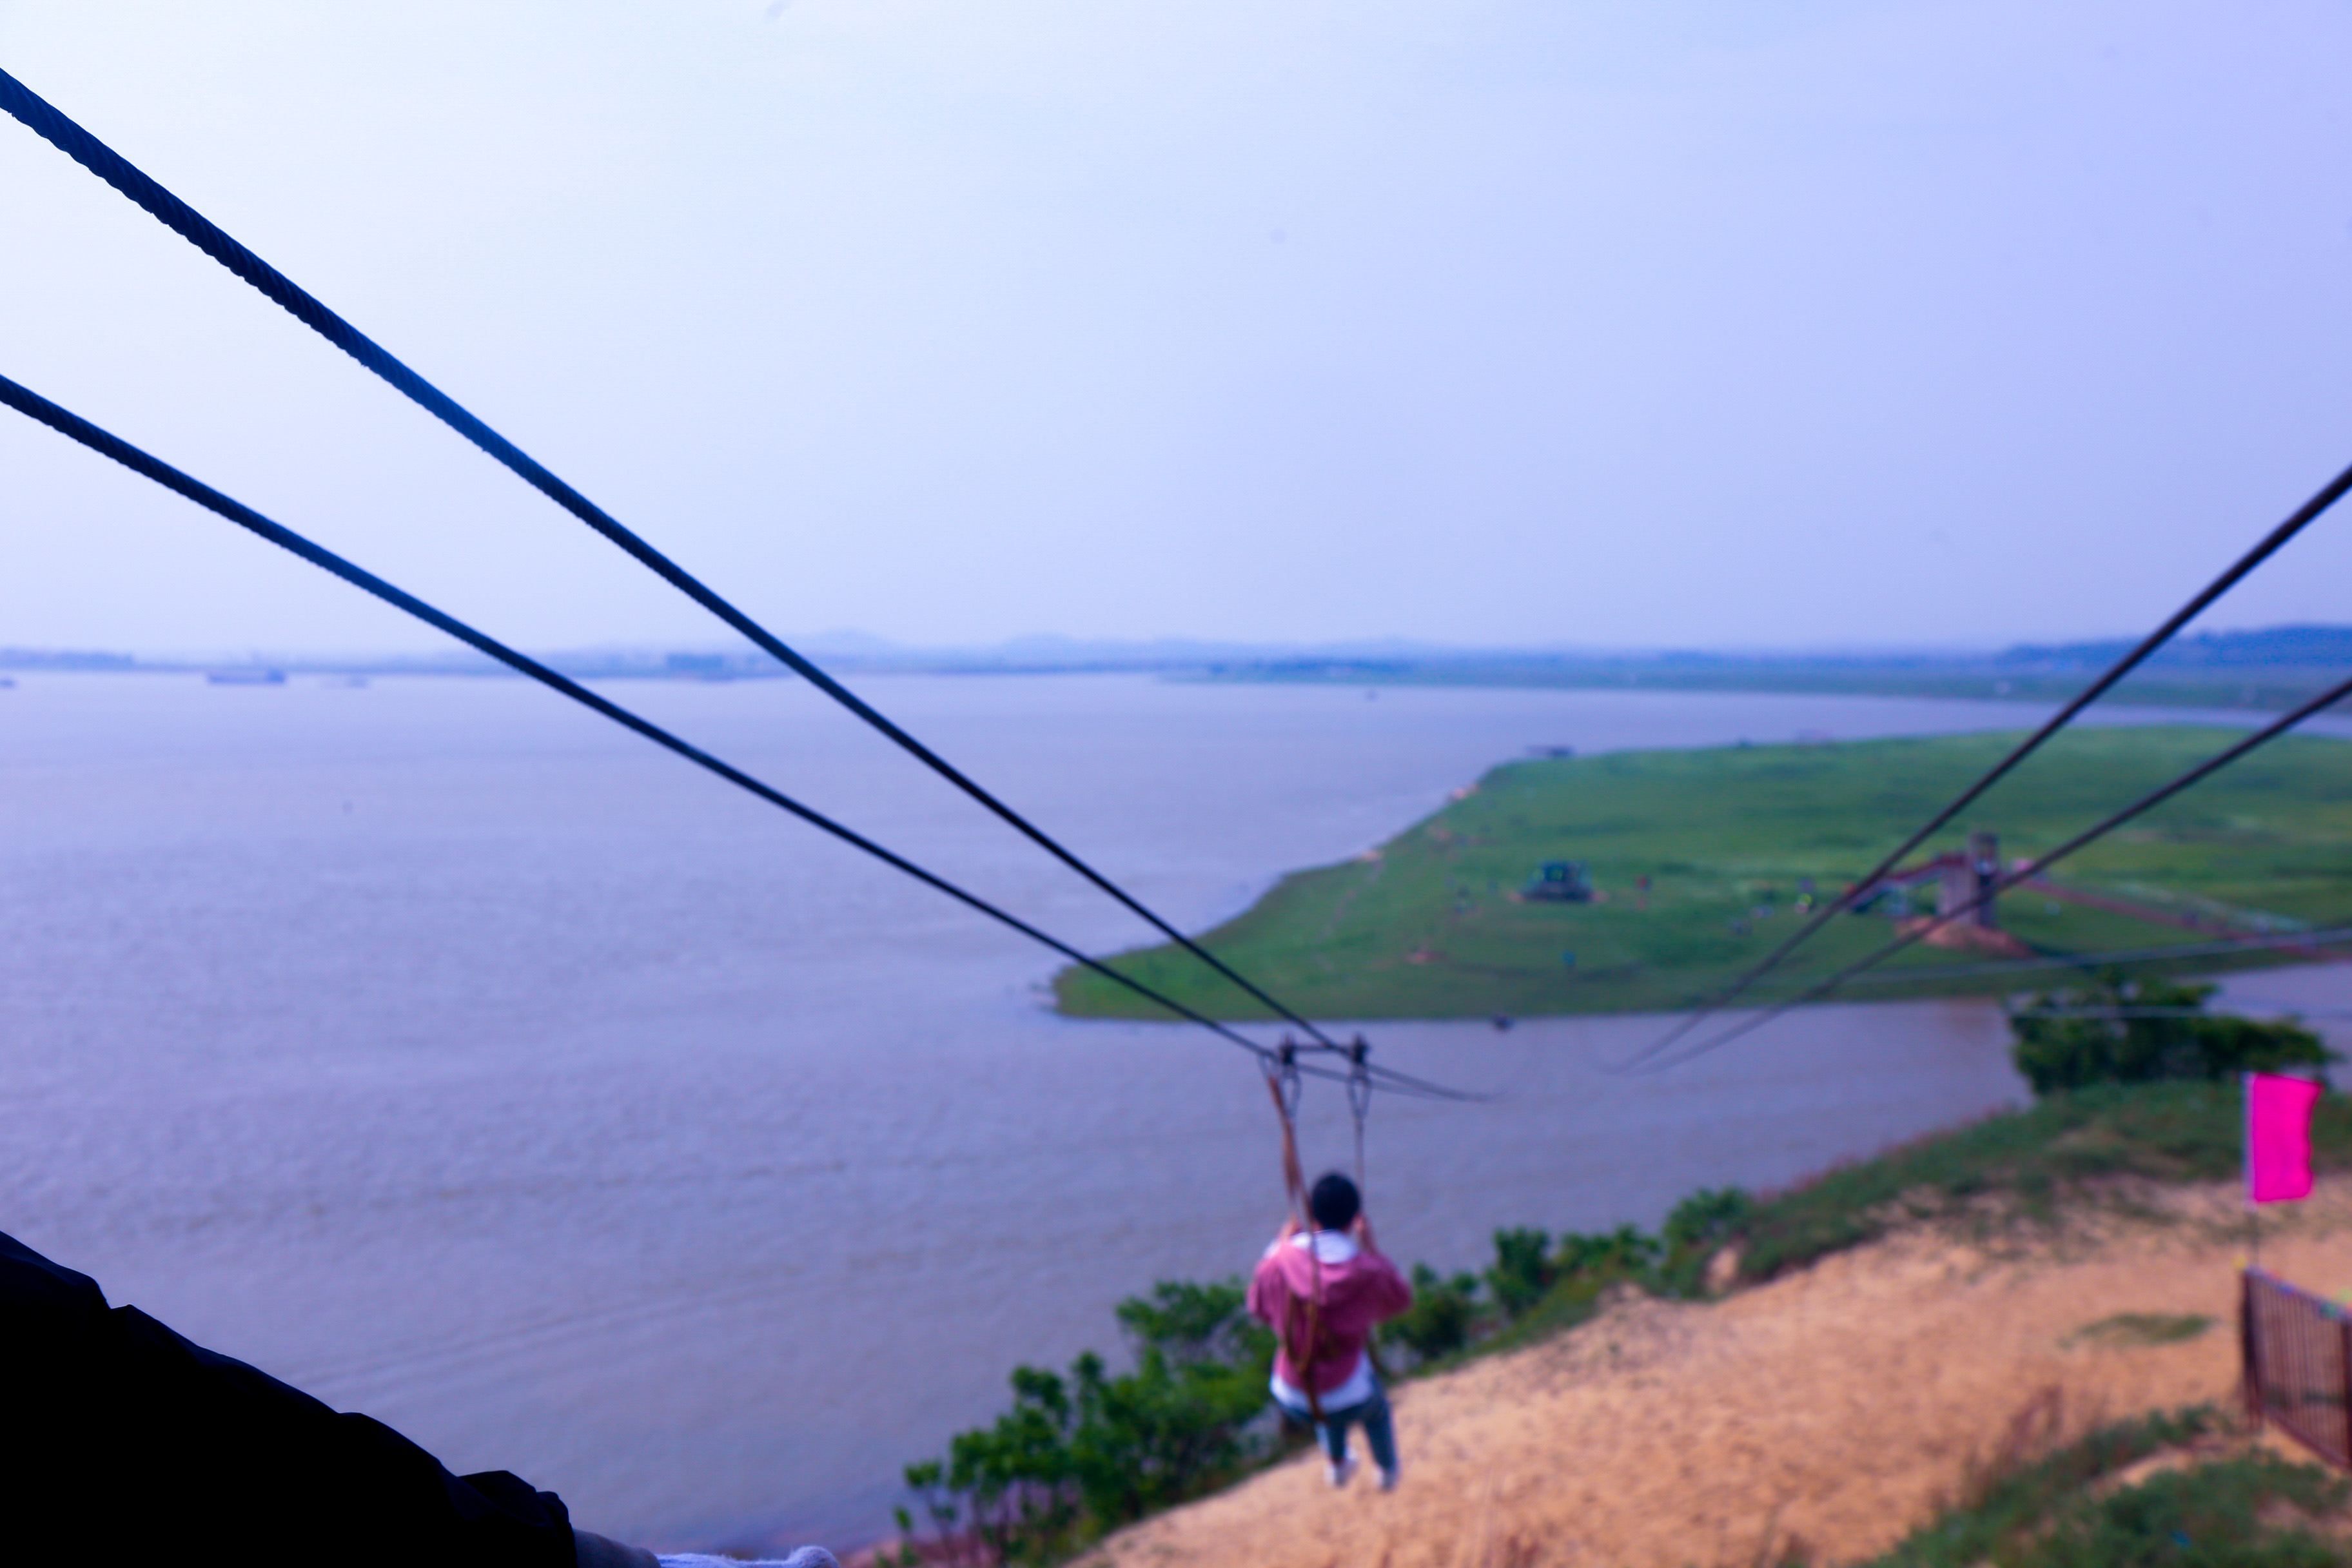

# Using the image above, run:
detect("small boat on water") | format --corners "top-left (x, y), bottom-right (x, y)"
top-left (205, 668), bottom-right (286, 685)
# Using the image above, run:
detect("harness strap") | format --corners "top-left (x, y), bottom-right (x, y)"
top-left (1265, 1044), bottom-right (1326, 1426)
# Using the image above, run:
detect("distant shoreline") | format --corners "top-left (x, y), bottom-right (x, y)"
top-left (8, 657), bottom-right (2351, 721)
top-left (1055, 725), bottom-right (2352, 1023)
top-left (10, 625), bottom-right (2352, 716)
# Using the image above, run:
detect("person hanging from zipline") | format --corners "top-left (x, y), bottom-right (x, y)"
top-left (1247, 1170), bottom-right (1412, 1491)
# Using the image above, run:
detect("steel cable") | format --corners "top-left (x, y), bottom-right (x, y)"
top-left (0, 64), bottom-right (1355, 1057)
top-left (1631, 456), bottom-right (2352, 1066)
top-left (0, 369), bottom-right (1489, 1099)
top-left (1632, 670), bottom-right (2352, 1073)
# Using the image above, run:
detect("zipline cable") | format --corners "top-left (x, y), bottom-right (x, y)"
top-left (0, 369), bottom-right (1478, 1101)
top-left (0, 66), bottom-right (1354, 1058)
top-left (1631, 456), bottom-right (2352, 1066)
top-left (1630, 669), bottom-right (2352, 1074)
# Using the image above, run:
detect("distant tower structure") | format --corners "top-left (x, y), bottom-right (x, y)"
top-left (1937, 857), bottom-right (1970, 923)
top-left (1971, 831), bottom-right (2001, 928)
top-left (1936, 831), bottom-right (2001, 928)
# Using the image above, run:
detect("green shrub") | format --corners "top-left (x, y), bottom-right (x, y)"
top-left (1486, 1223), bottom-right (1661, 1324)
top-left (1653, 1186), bottom-right (1753, 1295)
top-left (2009, 973), bottom-right (2332, 1097)
top-left (1380, 1262), bottom-right (1482, 1364)
top-left (903, 1278), bottom-right (1277, 1563)
top-left (1112, 1279), bottom-right (1269, 1369)
top-left (1556, 1223), bottom-right (1660, 1279)
top-left (934, 1365), bottom-right (1083, 1563)
top-left (1485, 1226), bottom-right (1556, 1318)
top-left (1663, 1186), bottom-right (1754, 1252)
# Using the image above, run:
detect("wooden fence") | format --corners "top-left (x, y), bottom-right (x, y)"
top-left (2243, 1267), bottom-right (2352, 1467)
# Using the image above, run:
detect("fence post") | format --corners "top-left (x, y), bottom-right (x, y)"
top-left (2243, 1268), bottom-right (2262, 1429)
top-left (2340, 1312), bottom-right (2352, 1465)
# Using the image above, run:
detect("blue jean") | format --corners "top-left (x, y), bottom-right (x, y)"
top-left (1297, 1382), bottom-right (1396, 1474)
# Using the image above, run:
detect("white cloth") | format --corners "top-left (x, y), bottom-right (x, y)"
top-left (1259, 1229), bottom-right (1359, 1266)
top-left (1271, 1348), bottom-right (1375, 1416)
top-left (1266, 1230), bottom-right (1376, 1415)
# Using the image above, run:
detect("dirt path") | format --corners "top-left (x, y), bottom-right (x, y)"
top-left (1084, 1181), bottom-right (2352, 1568)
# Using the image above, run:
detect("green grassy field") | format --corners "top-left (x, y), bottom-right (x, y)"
top-left (1054, 727), bottom-right (2352, 1021)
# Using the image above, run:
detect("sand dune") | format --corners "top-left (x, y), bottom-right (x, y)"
top-left (1084, 1181), bottom-right (2352, 1568)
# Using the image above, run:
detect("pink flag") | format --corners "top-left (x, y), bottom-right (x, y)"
top-left (2247, 1073), bottom-right (2322, 1205)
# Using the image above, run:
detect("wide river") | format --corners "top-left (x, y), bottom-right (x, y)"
top-left (6, 672), bottom-right (2347, 1552)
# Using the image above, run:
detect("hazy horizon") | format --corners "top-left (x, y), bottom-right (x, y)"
top-left (10, 618), bottom-right (2352, 668)
top-left (6, 619), bottom-right (2349, 666)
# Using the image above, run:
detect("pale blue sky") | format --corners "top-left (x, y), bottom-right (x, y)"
top-left (2, 0), bottom-right (2348, 654)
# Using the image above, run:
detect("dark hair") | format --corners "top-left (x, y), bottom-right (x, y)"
top-left (1309, 1171), bottom-right (1360, 1232)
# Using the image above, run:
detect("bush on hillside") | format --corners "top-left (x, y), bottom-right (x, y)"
top-left (1484, 1226), bottom-right (1556, 1317)
top-left (1655, 1186), bottom-right (1754, 1295)
top-left (903, 1278), bottom-right (1277, 1564)
top-left (1389, 1223), bottom-right (1667, 1368)
top-left (2008, 972), bottom-right (2331, 1097)
top-left (1381, 1262), bottom-right (1481, 1364)
top-left (1112, 1278), bottom-right (1267, 1369)
top-left (1556, 1222), bottom-right (1660, 1278)
top-left (1663, 1186), bottom-right (1754, 1253)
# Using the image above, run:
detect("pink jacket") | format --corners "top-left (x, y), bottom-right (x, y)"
top-left (1246, 1233), bottom-right (1413, 1395)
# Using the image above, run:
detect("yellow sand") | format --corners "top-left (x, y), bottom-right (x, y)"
top-left (1083, 1181), bottom-right (2352, 1568)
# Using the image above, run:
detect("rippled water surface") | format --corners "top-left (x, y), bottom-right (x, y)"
top-left (6, 672), bottom-right (2344, 1549)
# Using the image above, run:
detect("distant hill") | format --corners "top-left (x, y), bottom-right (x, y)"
top-left (2001, 625), bottom-right (2352, 670)
top-left (0, 647), bottom-right (136, 670)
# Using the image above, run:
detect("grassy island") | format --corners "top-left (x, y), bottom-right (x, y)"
top-left (1055, 727), bottom-right (2352, 1021)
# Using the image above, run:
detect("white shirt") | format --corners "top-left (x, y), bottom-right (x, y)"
top-left (1266, 1230), bottom-right (1377, 1415)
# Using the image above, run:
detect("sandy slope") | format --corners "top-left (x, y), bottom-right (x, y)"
top-left (1083, 1181), bottom-right (2352, 1568)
